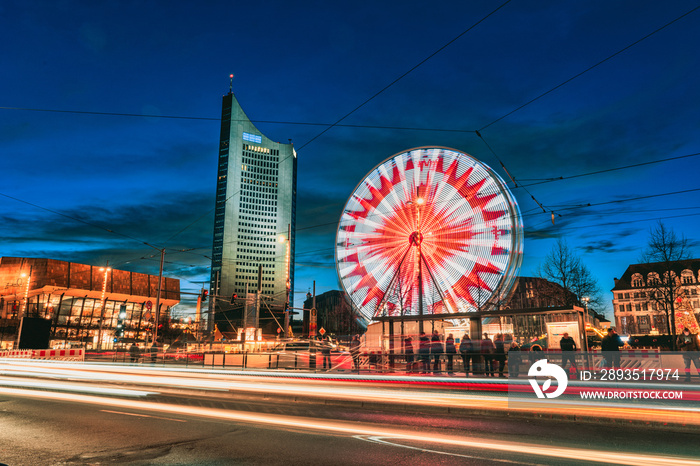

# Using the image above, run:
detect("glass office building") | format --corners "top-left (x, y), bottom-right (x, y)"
top-left (210, 89), bottom-right (297, 332)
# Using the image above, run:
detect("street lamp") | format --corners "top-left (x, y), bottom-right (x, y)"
top-left (582, 296), bottom-right (590, 325)
top-left (15, 267), bottom-right (32, 348)
top-left (96, 266), bottom-right (111, 350)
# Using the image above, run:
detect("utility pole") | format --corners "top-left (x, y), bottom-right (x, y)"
top-left (208, 270), bottom-right (218, 341)
top-left (310, 281), bottom-right (317, 369)
top-left (152, 248), bottom-right (165, 345)
top-left (283, 223), bottom-right (291, 338)
top-left (256, 264), bottom-right (262, 335)
top-left (96, 263), bottom-right (110, 350)
top-left (310, 281), bottom-right (316, 338)
top-left (242, 282), bottom-right (248, 348)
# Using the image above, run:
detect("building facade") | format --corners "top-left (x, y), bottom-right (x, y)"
top-left (301, 290), bottom-right (366, 338)
top-left (209, 89), bottom-right (297, 331)
top-left (505, 277), bottom-right (578, 310)
top-left (297, 277), bottom-right (602, 341)
top-left (0, 257), bottom-right (180, 349)
top-left (612, 259), bottom-right (700, 335)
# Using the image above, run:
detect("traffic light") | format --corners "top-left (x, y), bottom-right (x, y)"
top-left (116, 305), bottom-right (127, 338)
top-left (230, 293), bottom-right (238, 304)
top-left (201, 289), bottom-right (208, 302)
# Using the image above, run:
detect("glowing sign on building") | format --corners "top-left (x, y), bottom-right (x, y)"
top-left (243, 132), bottom-right (262, 144)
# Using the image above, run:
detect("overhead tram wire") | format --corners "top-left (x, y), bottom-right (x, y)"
top-left (0, 187), bottom-right (325, 280)
top-left (523, 206), bottom-right (700, 234)
top-left (8, 173), bottom-right (695, 279)
top-left (7, 5), bottom-right (698, 273)
top-left (470, 5), bottom-right (700, 225)
top-left (518, 151), bottom-right (700, 188)
top-left (4, 105), bottom-right (697, 196)
top-left (278, 0), bottom-right (512, 159)
top-left (144, 189), bottom-right (700, 271)
top-left (526, 212), bottom-right (700, 235)
top-left (478, 4), bottom-right (700, 132)
top-left (4, 4), bottom-right (697, 185)
top-left (0, 191), bottom-right (208, 280)
top-left (542, 187), bottom-right (700, 214)
top-left (0, 191), bottom-right (154, 248)
top-left (120, 205), bottom-right (700, 276)
top-left (475, 131), bottom-right (557, 223)
top-left (0, 106), bottom-right (478, 134)
top-left (3, 111), bottom-right (695, 208)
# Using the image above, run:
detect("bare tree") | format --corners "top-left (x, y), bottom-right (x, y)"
top-left (537, 239), bottom-right (602, 310)
top-left (639, 222), bottom-right (692, 346)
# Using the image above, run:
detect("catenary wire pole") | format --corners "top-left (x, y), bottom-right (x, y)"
top-left (152, 248), bottom-right (165, 345)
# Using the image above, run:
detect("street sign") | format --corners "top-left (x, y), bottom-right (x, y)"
top-left (319, 327), bottom-right (326, 336)
top-left (146, 301), bottom-right (152, 310)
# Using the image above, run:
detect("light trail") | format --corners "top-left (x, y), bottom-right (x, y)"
top-left (2, 387), bottom-right (699, 466)
top-left (0, 375), bottom-right (155, 397)
top-left (2, 359), bottom-right (700, 428)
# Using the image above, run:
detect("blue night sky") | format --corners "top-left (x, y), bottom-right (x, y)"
top-left (2, 1), bottom-right (699, 320)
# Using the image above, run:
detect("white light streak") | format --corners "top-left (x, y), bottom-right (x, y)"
top-left (2, 387), bottom-right (698, 466)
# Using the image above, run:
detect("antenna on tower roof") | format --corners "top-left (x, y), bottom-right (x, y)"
top-left (229, 74), bottom-right (234, 93)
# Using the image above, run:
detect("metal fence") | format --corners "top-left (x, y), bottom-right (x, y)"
top-left (83, 348), bottom-right (695, 377)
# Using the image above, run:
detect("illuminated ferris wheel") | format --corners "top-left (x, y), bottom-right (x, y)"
top-left (335, 147), bottom-right (523, 324)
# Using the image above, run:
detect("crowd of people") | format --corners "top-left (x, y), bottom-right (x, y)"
top-left (402, 331), bottom-right (522, 377)
top-left (396, 328), bottom-right (633, 377)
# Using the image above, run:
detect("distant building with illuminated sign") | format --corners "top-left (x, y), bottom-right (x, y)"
top-left (209, 85), bottom-right (297, 333)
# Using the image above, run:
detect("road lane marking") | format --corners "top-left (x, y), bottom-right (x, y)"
top-left (100, 409), bottom-right (187, 422)
top-left (354, 435), bottom-right (546, 465)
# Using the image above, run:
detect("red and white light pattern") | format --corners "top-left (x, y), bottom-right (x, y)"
top-left (336, 147), bottom-right (523, 323)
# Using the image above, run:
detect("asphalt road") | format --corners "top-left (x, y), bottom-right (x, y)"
top-left (2, 385), bottom-right (700, 465)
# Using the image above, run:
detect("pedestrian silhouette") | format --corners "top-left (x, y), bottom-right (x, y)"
top-left (459, 334), bottom-right (473, 376)
top-left (445, 333), bottom-right (457, 374)
top-left (430, 330), bottom-right (444, 374)
top-left (481, 333), bottom-right (495, 377)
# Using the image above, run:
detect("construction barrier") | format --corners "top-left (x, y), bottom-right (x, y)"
top-left (32, 349), bottom-right (85, 361)
top-left (0, 350), bottom-right (33, 359)
top-left (0, 349), bottom-right (84, 361)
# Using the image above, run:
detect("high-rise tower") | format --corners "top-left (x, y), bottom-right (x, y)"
top-left (209, 85), bottom-right (296, 333)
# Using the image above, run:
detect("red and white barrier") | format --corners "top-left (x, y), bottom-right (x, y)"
top-left (0, 349), bottom-right (84, 361)
top-left (0, 350), bottom-right (33, 358)
top-left (32, 349), bottom-right (85, 361)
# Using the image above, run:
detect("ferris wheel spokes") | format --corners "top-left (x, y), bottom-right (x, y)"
top-left (336, 147), bottom-right (523, 324)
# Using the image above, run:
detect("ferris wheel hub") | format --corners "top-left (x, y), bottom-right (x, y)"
top-left (409, 231), bottom-right (423, 246)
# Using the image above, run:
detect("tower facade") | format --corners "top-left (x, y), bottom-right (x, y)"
top-left (210, 90), bottom-right (296, 332)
